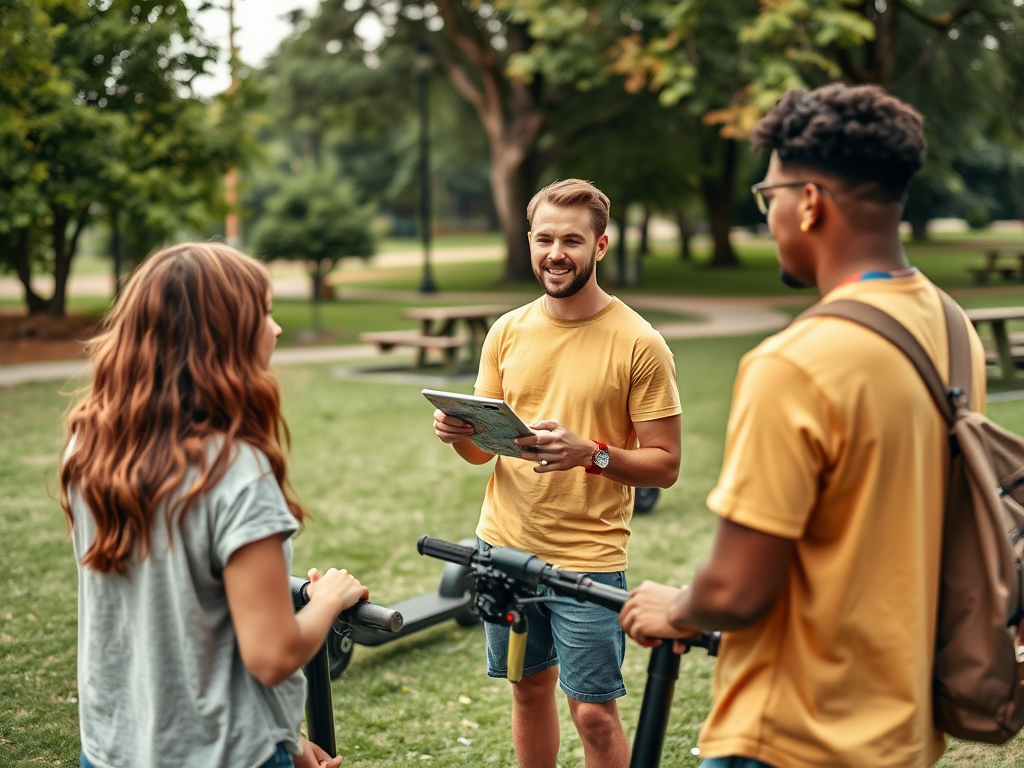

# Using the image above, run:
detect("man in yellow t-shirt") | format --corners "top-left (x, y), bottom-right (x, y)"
top-left (433, 179), bottom-right (681, 768)
top-left (620, 84), bottom-right (986, 768)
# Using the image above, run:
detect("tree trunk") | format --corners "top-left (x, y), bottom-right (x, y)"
top-left (613, 215), bottom-right (628, 286)
top-left (47, 207), bottom-right (71, 317)
top-left (426, 7), bottom-right (544, 284)
top-left (44, 207), bottom-right (89, 317)
top-left (674, 206), bottom-right (693, 262)
top-left (111, 214), bottom-right (125, 300)
top-left (7, 229), bottom-right (47, 314)
top-left (701, 138), bottom-right (740, 268)
top-left (308, 260), bottom-right (326, 332)
top-left (638, 205), bottom-right (650, 256)
top-left (909, 216), bottom-right (929, 241)
top-left (492, 149), bottom-right (537, 283)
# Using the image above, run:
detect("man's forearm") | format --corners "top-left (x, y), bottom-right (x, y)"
top-left (600, 445), bottom-right (679, 489)
top-left (453, 438), bottom-right (494, 465)
top-left (667, 572), bottom-right (766, 633)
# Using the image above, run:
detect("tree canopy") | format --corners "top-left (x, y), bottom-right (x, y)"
top-left (0, 0), bottom-right (253, 315)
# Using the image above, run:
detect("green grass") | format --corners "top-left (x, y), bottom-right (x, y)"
top-left (3, 335), bottom-right (1024, 767)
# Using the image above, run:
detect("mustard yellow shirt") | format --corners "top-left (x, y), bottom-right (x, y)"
top-left (474, 296), bottom-right (681, 572)
top-left (700, 274), bottom-right (986, 768)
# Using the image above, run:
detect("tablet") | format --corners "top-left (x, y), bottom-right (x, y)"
top-left (422, 389), bottom-right (536, 459)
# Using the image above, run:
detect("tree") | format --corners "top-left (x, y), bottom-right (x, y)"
top-left (614, 0), bottom-right (1024, 240)
top-left (249, 168), bottom-right (374, 332)
top-left (550, 95), bottom-right (701, 282)
top-left (0, 0), bottom-right (90, 314)
top-left (0, 0), bottom-right (252, 316)
top-left (259, 33), bottom-right (494, 239)
top-left (273, 0), bottom-right (655, 282)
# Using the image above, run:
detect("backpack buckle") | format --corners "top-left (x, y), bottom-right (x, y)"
top-left (948, 387), bottom-right (968, 409)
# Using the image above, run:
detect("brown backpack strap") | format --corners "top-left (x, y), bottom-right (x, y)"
top-left (937, 290), bottom-right (973, 405)
top-left (796, 299), bottom-right (955, 424)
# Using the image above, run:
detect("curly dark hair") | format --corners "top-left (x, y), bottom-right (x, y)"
top-left (751, 83), bottom-right (926, 203)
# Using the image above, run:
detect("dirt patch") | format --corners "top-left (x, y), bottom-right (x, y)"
top-left (0, 312), bottom-right (101, 364)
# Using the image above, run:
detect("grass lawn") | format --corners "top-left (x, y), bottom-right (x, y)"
top-left (3, 332), bottom-right (1024, 767)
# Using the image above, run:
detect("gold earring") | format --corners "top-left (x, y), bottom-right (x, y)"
top-left (800, 221), bottom-right (811, 232)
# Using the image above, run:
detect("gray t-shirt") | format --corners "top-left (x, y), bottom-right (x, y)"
top-left (70, 442), bottom-right (306, 768)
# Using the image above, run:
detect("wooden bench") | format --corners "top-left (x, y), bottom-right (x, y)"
top-left (964, 245), bottom-right (1024, 283)
top-left (359, 330), bottom-right (472, 375)
top-left (966, 306), bottom-right (1024, 384)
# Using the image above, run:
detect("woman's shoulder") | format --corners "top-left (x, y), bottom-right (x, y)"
top-left (214, 438), bottom-right (274, 481)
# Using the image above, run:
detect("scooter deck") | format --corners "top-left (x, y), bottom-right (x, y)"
top-left (349, 592), bottom-right (472, 646)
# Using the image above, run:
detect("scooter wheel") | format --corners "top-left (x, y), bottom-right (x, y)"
top-left (634, 487), bottom-right (659, 514)
top-left (327, 631), bottom-right (355, 680)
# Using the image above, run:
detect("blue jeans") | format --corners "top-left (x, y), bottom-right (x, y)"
top-left (479, 539), bottom-right (627, 703)
top-left (81, 742), bottom-right (294, 768)
top-left (701, 758), bottom-right (777, 768)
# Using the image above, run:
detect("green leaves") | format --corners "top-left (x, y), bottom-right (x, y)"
top-left (250, 167), bottom-right (376, 267)
top-left (0, 0), bottom-right (256, 314)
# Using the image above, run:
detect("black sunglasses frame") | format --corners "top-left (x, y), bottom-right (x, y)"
top-left (751, 181), bottom-right (830, 216)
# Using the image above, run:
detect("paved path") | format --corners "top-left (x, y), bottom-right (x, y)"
top-left (0, 286), bottom-right (802, 387)
top-left (0, 240), bottom-right (816, 386)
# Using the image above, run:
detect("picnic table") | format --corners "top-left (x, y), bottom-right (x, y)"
top-left (964, 244), bottom-right (1024, 283)
top-left (360, 304), bottom-right (511, 375)
top-left (965, 306), bottom-right (1024, 384)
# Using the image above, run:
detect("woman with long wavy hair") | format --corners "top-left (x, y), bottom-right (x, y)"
top-left (61, 242), bottom-right (364, 768)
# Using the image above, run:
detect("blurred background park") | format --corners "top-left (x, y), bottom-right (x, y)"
top-left (3, 1), bottom-right (1024, 766)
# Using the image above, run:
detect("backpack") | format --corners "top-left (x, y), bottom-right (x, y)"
top-left (798, 290), bottom-right (1024, 744)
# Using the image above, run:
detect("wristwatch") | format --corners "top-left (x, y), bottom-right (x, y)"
top-left (585, 441), bottom-right (610, 475)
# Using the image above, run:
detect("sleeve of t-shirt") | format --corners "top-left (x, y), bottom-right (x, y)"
top-left (210, 449), bottom-right (300, 573)
top-left (474, 320), bottom-right (504, 400)
top-left (706, 352), bottom-right (835, 540)
top-left (628, 330), bottom-right (681, 422)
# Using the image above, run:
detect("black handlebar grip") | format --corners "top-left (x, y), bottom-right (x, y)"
top-left (417, 535), bottom-right (477, 566)
top-left (292, 578), bottom-right (404, 633)
top-left (340, 600), bottom-right (404, 633)
top-left (573, 578), bottom-right (630, 613)
top-left (688, 631), bottom-right (721, 657)
top-left (291, 575), bottom-right (311, 610)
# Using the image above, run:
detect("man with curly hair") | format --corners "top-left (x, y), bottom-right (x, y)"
top-left (620, 83), bottom-right (987, 768)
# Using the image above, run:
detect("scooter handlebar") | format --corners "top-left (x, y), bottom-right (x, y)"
top-left (416, 535), bottom-right (477, 566)
top-left (416, 536), bottom-right (720, 656)
top-left (290, 576), bottom-right (404, 633)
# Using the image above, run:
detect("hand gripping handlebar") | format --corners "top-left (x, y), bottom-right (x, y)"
top-left (289, 576), bottom-right (404, 633)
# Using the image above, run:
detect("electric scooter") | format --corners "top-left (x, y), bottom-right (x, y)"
top-left (416, 536), bottom-right (720, 768)
top-left (635, 487), bottom-right (660, 514)
top-left (323, 538), bottom-right (480, 679)
top-left (294, 537), bottom-right (719, 768)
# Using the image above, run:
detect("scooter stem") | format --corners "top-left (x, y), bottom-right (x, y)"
top-left (507, 609), bottom-right (528, 682)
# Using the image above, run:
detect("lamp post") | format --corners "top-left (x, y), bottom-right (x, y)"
top-left (415, 41), bottom-right (437, 293)
top-left (224, 0), bottom-right (241, 248)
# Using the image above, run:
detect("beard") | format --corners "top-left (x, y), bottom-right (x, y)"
top-left (534, 245), bottom-right (597, 299)
top-left (779, 266), bottom-right (811, 289)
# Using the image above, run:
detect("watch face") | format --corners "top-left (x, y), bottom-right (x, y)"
top-left (595, 449), bottom-right (610, 469)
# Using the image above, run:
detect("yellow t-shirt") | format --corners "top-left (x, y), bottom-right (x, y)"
top-left (474, 296), bottom-right (681, 572)
top-left (699, 274), bottom-right (987, 768)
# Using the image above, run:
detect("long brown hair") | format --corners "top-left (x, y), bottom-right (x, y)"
top-left (60, 242), bottom-right (305, 575)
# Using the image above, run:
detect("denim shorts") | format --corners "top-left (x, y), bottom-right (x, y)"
top-left (479, 539), bottom-right (627, 703)
top-left (701, 757), bottom-right (777, 768)
top-left (259, 743), bottom-right (295, 768)
top-left (81, 742), bottom-right (294, 768)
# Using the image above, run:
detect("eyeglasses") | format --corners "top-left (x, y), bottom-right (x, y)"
top-left (750, 181), bottom-right (831, 216)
